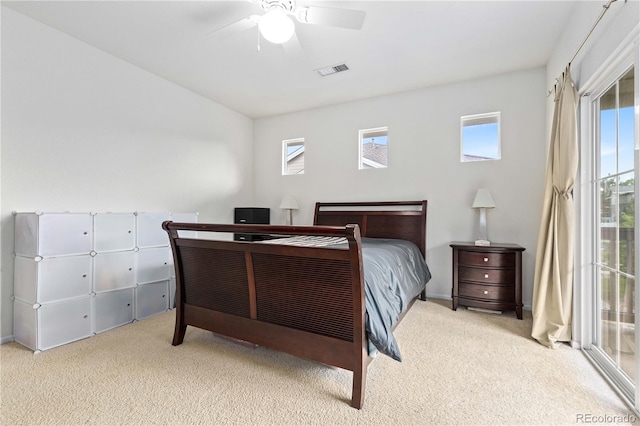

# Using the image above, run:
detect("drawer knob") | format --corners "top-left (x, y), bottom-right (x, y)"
top-left (484, 274), bottom-right (489, 279)
top-left (484, 257), bottom-right (489, 262)
top-left (483, 290), bottom-right (489, 295)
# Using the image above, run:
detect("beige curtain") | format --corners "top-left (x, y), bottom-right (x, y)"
top-left (531, 66), bottom-right (579, 349)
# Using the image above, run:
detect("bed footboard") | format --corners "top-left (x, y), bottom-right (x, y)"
top-left (163, 222), bottom-right (369, 409)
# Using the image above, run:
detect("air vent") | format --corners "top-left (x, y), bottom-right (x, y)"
top-left (315, 63), bottom-right (349, 77)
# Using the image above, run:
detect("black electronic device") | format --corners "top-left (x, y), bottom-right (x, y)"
top-left (234, 207), bottom-right (270, 241)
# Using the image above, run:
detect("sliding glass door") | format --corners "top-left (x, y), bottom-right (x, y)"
top-left (582, 49), bottom-right (638, 408)
top-left (596, 66), bottom-right (636, 382)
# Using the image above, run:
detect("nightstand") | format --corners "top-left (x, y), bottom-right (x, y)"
top-left (450, 242), bottom-right (525, 320)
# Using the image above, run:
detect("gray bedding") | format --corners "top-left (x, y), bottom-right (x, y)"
top-left (263, 235), bottom-right (431, 361)
top-left (360, 238), bottom-right (431, 361)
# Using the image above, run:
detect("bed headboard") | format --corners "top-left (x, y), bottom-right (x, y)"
top-left (313, 201), bottom-right (427, 257)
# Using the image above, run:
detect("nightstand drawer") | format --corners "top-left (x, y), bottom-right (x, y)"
top-left (458, 251), bottom-right (515, 268)
top-left (459, 266), bottom-right (515, 284)
top-left (459, 282), bottom-right (515, 302)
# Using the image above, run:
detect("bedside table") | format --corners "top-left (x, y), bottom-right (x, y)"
top-left (450, 242), bottom-right (525, 319)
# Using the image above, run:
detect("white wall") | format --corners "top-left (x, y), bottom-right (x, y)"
top-left (253, 67), bottom-right (548, 306)
top-left (0, 8), bottom-right (254, 340)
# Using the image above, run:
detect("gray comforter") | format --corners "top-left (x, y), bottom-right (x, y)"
top-left (262, 235), bottom-right (431, 361)
top-left (360, 238), bottom-right (431, 361)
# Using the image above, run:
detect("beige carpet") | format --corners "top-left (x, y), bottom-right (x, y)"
top-left (1, 298), bottom-right (637, 425)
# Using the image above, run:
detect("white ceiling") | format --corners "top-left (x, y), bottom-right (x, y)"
top-left (3, 0), bottom-right (578, 119)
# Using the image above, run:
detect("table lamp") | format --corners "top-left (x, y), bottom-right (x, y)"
top-left (279, 195), bottom-right (299, 225)
top-left (472, 188), bottom-right (496, 246)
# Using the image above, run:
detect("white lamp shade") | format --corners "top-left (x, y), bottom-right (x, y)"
top-left (472, 188), bottom-right (496, 209)
top-left (279, 195), bottom-right (299, 210)
top-left (258, 9), bottom-right (295, 44)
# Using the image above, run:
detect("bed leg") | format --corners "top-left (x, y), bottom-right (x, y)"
top-left (351, 364), bottom-right (367, 409)
top-left (172, 323), bottom-right (186, 346)
top-left (419, 288), bottom-right (427, 301)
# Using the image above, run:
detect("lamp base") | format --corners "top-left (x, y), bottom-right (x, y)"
top-left (474, 239), bottom-right (491, 246)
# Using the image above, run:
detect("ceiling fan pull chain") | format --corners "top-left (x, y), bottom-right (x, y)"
top-left (256, 27), bottom-right (261, 52)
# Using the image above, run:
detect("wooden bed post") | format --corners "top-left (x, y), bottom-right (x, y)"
top-left (351, 363), bottom-right (367, 409)
top-left (162, 221), bottom-right (187, 346)
top-left (419, 200), bottom-right (428, 301)
top-left (346, 224), bottom-right (368, 409)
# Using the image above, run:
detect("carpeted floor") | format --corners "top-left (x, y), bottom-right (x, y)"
top-left (1, 298), bottom-right (637, 425)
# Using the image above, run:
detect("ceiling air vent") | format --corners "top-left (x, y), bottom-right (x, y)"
top-left (315, 63), bottom-right (349, 77)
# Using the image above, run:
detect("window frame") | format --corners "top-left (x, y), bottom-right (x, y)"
top-left (358, 126), bottom-right (388, 170)
top-left (460, 112), bottom-right (502, 162)
top-left (282, 138), bottom-right (305, 176)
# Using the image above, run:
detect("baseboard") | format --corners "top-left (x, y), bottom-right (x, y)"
top-left (425, 292), bottom-right (532, 312)
top-left (468, 307), bottom-right (502, 315)
top-left (1, 335), bottom-right (15, 345)
top-left (425, 292), bottom-right (450, 302)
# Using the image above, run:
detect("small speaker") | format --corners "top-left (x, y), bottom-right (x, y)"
top-left (234, 208), bottom-right (270, 241)
top-left (234, 207), bottom-right (270, 225)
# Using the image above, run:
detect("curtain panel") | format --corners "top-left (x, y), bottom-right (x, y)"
top-left (531, 66), bottom-right (579, 348)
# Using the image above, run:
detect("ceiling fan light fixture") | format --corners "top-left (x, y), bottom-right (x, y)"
top-left (258, 9), bottom-right (295, 44)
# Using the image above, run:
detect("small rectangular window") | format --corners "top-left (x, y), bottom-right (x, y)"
top-left (359, 127), bottom-right (388, 169)
top-left (282, 138), bottom-right (304, 175)
top-left (461, 112), bottom-right (501, 162)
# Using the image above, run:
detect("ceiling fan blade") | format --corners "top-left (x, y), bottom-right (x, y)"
top-left (207, 15), bottom-right (260, 40)
top-left (295, 6), bottom-right (365, 30)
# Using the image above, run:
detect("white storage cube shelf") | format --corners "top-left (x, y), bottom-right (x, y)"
top-left (94, 288), bottom-right (134, 333)
top-left (14, 297), bottom-right (93, 352)
top-left (14, 255), bottom-right (92, 304)
top-left (94, 213), bottom-right (136, 252)
top-left (13, 211), bottom-right (197, 352)
top-left (137, 246), bottom-right (171, 284)
top-left (136, 213), bottom-right (171, 248)
top-left (15, 212), bottom-right (93, 258)
top-left (136, 280), bottom-right (169, 320)
top-left (93, 250), bottom-right (135, 293)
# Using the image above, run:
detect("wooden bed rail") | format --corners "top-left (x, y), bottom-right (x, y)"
top-left (163, 222), bottom-right (359, 238)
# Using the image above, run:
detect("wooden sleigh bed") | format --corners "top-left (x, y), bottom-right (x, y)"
top-left (162, 200), bottom-right (429, 409)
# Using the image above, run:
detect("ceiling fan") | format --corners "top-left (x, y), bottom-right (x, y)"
top-left (209, 0), bottom-right (366, 45)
